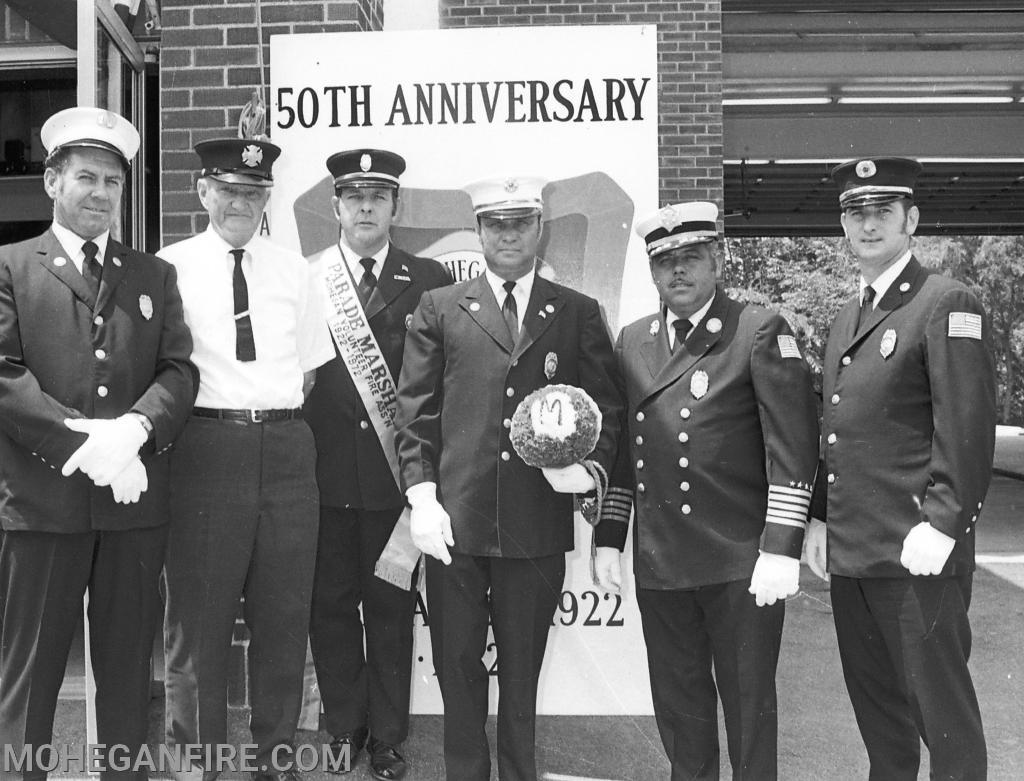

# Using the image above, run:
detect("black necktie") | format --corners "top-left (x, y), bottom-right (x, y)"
top-left (858, 285), bottom-right (876, 330)
top-left (82, 240), bottom-right (102, 297)
top-left (230, 249), bottom-right (256, 362)
top-left (357, 257), bottom-right (377, 308)
top-left (671, 318), bottom-right (692, 353)
top-left (502, 280), bottom-right (519, 342)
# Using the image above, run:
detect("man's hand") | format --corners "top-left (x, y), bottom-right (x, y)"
top-left (406, 482), bottom-right (453, 565)
top-left (804, 518), bottom-right (829, 582)
top-left (900, 521), bottom-right (955, 576)
top-left (748, 551), bottom-right (800, 607)
top-left (109, 459), bottom-right (148, 504)
top-left (542, 463), bottom-right (597, 493)
top-left (62, 415), bottom-right (149, 486)
top-left (592, 546), bottom-right (622, 593)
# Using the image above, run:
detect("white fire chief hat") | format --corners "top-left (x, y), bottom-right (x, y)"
top-left (464, 175), bottom-right (547, 219)
top-left (40, 106), bottom-right (140, 165)
top-left (635, 201), bottom-right (719, 258)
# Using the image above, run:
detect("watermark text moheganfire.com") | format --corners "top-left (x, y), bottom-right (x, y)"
top-left (3, 744), bottom-right (351, 774)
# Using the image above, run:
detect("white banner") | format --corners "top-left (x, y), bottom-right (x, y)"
top-left (270, 25), bottom-right (660, 715)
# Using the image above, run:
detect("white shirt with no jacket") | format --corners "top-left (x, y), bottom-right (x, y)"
top-left (159, 227), bottom-right (333, 409)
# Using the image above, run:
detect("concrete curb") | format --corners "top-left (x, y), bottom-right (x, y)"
top-left (993, 466), bottom-right (1024, 482)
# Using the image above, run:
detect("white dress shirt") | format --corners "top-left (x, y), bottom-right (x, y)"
top-left (159, 227), bottom-right (334, 409)
top-left (666, 291), bottom-right (716, 350)
top-left (484, 264), bottom-right (535, 330)
top-left (338, 235), bottom-right (389, 282)
top-left (860, 249), bottom-right (913, 308)
top-left (51, 221), bottom-right (110, 275)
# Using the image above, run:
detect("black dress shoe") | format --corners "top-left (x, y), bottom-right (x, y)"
top-left (325, 727), bottom-right (368, 774)
top-left (368, 738), bottom-right (407, 781)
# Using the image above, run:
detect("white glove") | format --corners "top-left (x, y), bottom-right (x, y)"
top-left (542, 463), bottom-right (597, 493)
top-left (62, 415), bottom-right (149, 486)
top-left (748, 551), bottom-right (800, 607)
top-left (592, 546), bottom-right (622, 594)
top-left (406, 482), bottom-right (454, 565)
top-left (900, 521), bottom-right (955, 576)
top-left (803, 518), bottom-right (829, 582)
top-left (109, 458), bottom-right (148, 504)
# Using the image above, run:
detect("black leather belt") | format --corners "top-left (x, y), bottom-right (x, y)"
top-left (192, 407), bottom-right (302, 423)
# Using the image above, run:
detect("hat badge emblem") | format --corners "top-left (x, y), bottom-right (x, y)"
top-left (856, 160), bottom-right (877, 179)
top-left (504, 178), bottom-right (518, 193)
top-left (360, 153), bottom-right (372, 172)
top-left (97, 111), bottom-right (117, 129)
top-left (658, 205), bottom-right (683, 230)
top-left (241, 145), bottom-right (263, 167)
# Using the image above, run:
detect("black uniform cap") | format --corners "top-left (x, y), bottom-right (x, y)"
top-left (195, 138), bottom-right (281, 187)
top-left (831, 157), bottom-right (922, 208)
top-left (326, 149), bottom-right (405, 189)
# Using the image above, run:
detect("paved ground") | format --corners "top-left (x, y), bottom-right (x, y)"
top-left (48, 432), bottom-right (1024, 780)
top-left (994, 424), bottom-right (1024, 480)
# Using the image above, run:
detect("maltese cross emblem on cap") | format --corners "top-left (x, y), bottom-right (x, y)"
top-left (658, 205), bottom-right (683, 230)
top-left (504, 178), bottom-right (518, 193)
top-left (241, 145), bottom-right (263, 167)
top-left (360, 153), bottom-right (372, 172)
top-left (855, 160), bottom-right (876, 178)
top-left (97, 111), bottom-right (117, 129)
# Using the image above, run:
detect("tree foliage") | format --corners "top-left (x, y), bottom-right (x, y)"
top-left (721, 234), bottom-right (1024, 424)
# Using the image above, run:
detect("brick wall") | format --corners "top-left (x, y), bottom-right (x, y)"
top-left (159, 0), bottom-right (384, 247)
top-left (438, 0), bottom-right (723, 209)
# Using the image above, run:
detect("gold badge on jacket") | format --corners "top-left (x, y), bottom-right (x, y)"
top-left (544, 351), bottom-right (558, 380)
top-left (690, 370), bottom-right (709, 399)
top-left (139, 294), bottom-right (153, 321)
top-left (649, 319), bottom-right (660, 336)
top-left (879, 328), bottom-right (897, 359)
top-left (405, 314), bottom-right (413, 329)
top-left (706, 318), bottom-right (722, 334)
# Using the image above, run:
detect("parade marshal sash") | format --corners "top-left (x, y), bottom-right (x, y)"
top-left (321, 250), bottom-right (420, 590)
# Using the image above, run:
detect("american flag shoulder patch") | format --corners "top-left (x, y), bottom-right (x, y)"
top-left (777, 334), bottom-right (802, 359)
top-left (948, 312), bottom-right (982, 340)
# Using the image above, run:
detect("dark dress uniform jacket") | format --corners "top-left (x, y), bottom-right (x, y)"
top-left (305, 244), bottom-right (452, 509)
top-left (0, 229), bottom-right (196, 532)
top-left (811, 256), bottom-right (996, 578)
top-left (396, 272), bottom-right (622, 558)
top-left (596, 289), bottom-right (820, 590)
